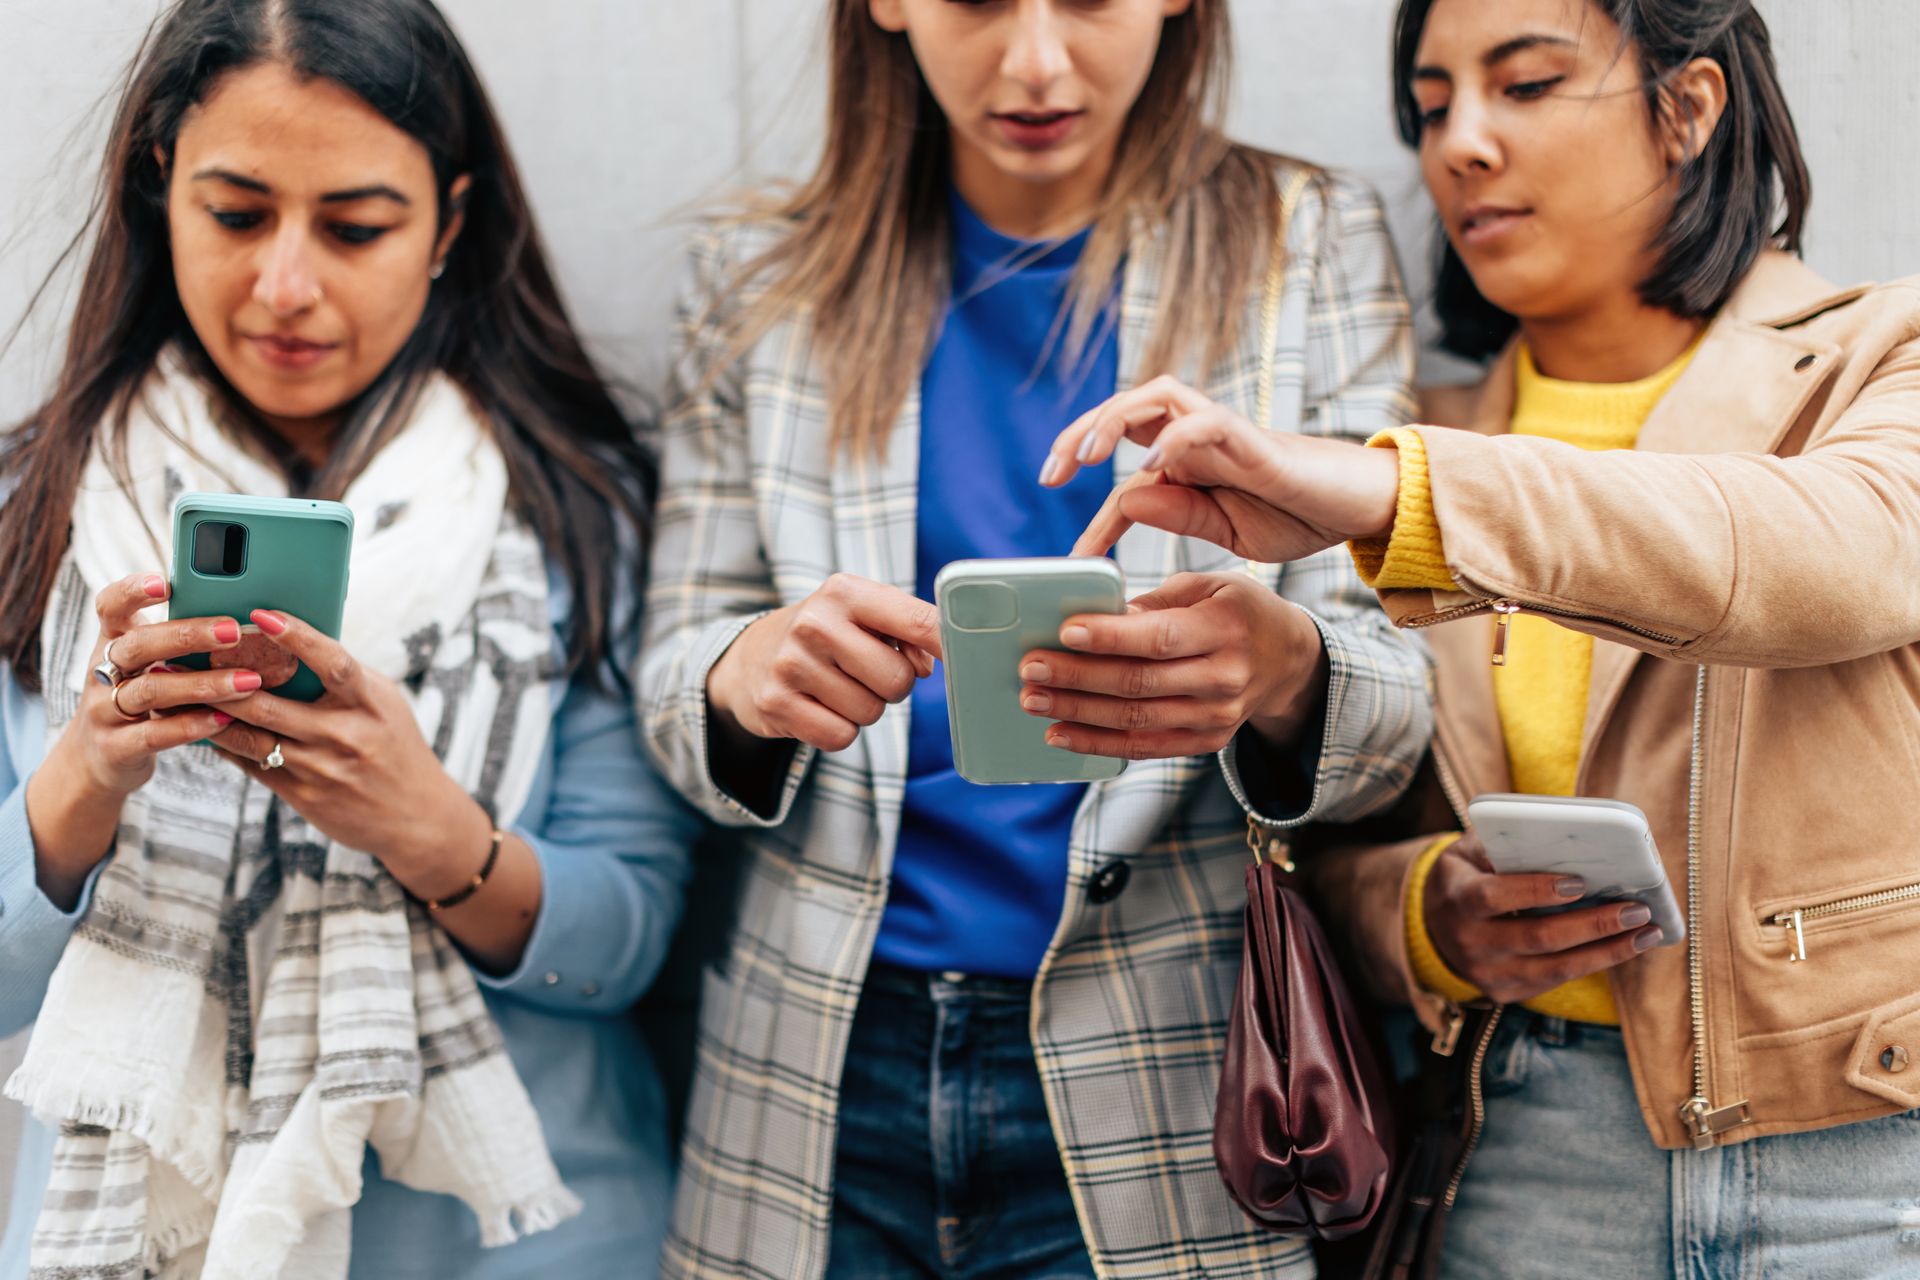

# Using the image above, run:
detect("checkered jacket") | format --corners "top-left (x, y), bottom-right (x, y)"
top-left (638, 163), bottom-right (1433, 1280)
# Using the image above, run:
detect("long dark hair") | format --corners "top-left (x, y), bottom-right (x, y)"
top-left (0, 0), bottom-right (655, 689)
top-left (1391, 0), bottom-right (1812, 359)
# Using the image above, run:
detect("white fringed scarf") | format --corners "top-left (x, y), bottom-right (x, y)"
top-left (7, 359), bottom-right (580, 1279)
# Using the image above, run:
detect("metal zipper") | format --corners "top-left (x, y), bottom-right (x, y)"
top-left (1765, 881), bottom-right (1920, 962)
top-left (1403, 596), bottom-right (1686, 668)
top-left (1441, 1004), bottom-right (1505, 1211)
top-left (1677, 664), bottom-right (1751, 1150)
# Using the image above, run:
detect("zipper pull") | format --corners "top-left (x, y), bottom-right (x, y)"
top-left (1244, 817), bottom-right (1294, 872)
top-left (1431, 1000), bottom-right (1467, 1057)
top-left (1490, 601), bottom-right (1521, 667)
top-left (1766, 908), bottom-right (1808, 961)
top-left (1680, 1096), bottom-right (1752, 1150)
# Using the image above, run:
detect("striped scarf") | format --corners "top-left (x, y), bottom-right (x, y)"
top-left (7, 360), bottom-right (579, 1278)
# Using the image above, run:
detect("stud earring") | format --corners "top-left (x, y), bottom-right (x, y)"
top-left (429, 262), bottom-right (446, 281)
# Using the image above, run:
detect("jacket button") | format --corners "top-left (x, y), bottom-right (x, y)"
top-left (1794, 354), bottom-right (1817, 372)
top-left (1881, 1045), bottom-right (1910, 1073)
top-left (1088, 860), bottom-right (1131, 904)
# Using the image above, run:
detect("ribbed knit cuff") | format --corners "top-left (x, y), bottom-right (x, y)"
top-left (1404, 831), bottom-right (1484, 1006)
top-left (1349, 428), bottom-right (1459, 591)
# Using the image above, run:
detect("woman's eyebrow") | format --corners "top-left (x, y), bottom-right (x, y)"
top-left (188, 168), bottom-right (410, 205)
top-left (1414, 32), bottom-right (1577, 82)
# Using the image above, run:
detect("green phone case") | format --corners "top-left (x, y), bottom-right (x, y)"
top-left (936, 557), bottom-right (1128, 786)
top-left (168, 493), bottom-right (354, 702)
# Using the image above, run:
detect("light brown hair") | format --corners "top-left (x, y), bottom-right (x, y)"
top-left (709, 0), bottom-right (1296, 457)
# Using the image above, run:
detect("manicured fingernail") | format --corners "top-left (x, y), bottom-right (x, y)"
top-left (1060, 626), bottom-right (1091, 648)
top-left (142, 574), bottom-right (167, 599)
top-left (211, 711), bottom-right (234, 727)
top-left (1555, 876), bottom-right (1586, 899)
top-left (1633, 926), bottom-right (1665, 952)
top-left (1076, 432), bottom-right (1100, 463)
top-left (1021, 661), bottom-right (1052, 683)
top-left (1046, 731), bottom-right (1073, 751)
top-left (250, 610), bottom-right (287, 636)
top-left (214, 620), bottom-right (240, 645)
top-left (1619, 903), bottom-right (1653, 929)
top-left (1022, 691), bottom-right (1051, 715)
top-left (1038, 456), bottom-right (1063, 487)
top-left (1140, 446), bottom-right (1164, 471)
top-left (231, 671), bottom-right (263, 693)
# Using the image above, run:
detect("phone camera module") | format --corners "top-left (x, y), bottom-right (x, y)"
top-left (191, 520), bottom-right (248, 577)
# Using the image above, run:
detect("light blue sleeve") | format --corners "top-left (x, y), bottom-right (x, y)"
top-left (474, 664), bottom-right (702, 1016)
top-left (0, 686), bottom-right (104, 1040)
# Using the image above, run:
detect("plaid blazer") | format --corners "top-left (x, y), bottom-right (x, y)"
top-left (639, 163), bottom-right (1434, 1280)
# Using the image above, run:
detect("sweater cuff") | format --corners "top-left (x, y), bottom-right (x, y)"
top-left (1350, 428), bottom-right (1459, 591)
top-left (1404, 831), bottom-right (1485, 1006)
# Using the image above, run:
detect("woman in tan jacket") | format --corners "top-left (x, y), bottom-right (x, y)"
top-left (1029, 0), bottom-right (1920, 1274)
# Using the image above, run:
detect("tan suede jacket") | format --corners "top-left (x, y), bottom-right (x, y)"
top-left (1308, 251), bottom-right (1920, 1151)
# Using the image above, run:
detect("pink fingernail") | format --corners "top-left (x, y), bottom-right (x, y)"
top-left (1022, 692), bottom-right (1052, 715)
top-left (1047, 731), bottom-right (1073, 751)
top-left (1076, 432), bottom-right (1100, 463)
top-left (250, 610), bottom-right (287, 637)
top-left (232, 671), bottom-right (263, 692)
top-left (142, 574), bottom-right (167, 599)
top-left (1140, 446), bottom-right (1165, 471)
top-left (1060, 626), bottom-right (1091, 648)
top-left (214, 620), bottom-right (240, 645)
top-left (1039, 456), bottom-right (1063, 487)
top-left (211, 712), bottom-right (233, 727)
top-left (1021, 662), bottom-right (1052, 683)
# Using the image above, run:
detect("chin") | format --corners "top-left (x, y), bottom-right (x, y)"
top-left (226, 374), bottom-right (355, 425)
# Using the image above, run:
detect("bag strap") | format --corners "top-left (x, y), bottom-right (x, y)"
top-left (1253, 166), bottom-right (1315, 433)
top-left (1244, 165), bottom-right (1315, 873)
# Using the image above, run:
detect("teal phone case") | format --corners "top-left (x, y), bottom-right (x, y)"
top-left (168, 493), bottom-right (353, 702)
top-left (936, 557), bottom-right (1128, 786)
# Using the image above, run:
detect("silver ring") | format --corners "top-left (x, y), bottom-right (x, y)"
top-left (263, 741), bottom-right (285, 770)
top-left (93, 639), bottom-right (131, 687)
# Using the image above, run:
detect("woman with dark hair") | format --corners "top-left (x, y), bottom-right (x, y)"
top-left (0, 2), bottom-right (696, 1276)
top-left (637, 1), bottom-right (1433, 1276)
top-left (1044, 0), bottom-right (1920, 1273)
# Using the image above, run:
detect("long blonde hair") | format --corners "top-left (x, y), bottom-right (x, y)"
top-left (713, 0), bottom-right (1291, 457)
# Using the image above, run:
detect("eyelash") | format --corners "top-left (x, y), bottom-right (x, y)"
top-left (206, 209), bottom-right (391, 246)
top-left (1418, 77), bottom-right (1566, 130)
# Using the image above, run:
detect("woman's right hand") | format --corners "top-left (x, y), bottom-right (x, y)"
top-left (1423, 833), bottom-right (1667, 1006)
top-left (706, 574), bottom-right (941, 752)
top-left (27, 573), bottom-right (262, 906)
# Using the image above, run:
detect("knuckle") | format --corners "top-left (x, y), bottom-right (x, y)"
top-left (822, 573), bottom-right (855, 601)
top-left (1152, 619), bottom-right (1182, 659)
top-left (822, 724), bottom-right (858, 752)
top-left (1125, 735), bottom-right (1157, 762)
top-left (323, 655), bottom-right (358, 688)
top-left (1517, 921), bottom-right (1554, 955)
top-left (1123, 664), bottom-right (1155, 699)
top-left (907, 601), bottom-right (938, 638)
top-left (1123, 700), bottom-right (1155, 731)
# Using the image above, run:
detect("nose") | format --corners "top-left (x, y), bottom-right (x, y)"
top-left (1002, 0), bottom-right (1073, 95)
top-left (253, 222), bottom-right (322, 318)
top-left (1437, 94), bottom-right (1503, 178)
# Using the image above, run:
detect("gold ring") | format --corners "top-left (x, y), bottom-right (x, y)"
top-left (109, 680), bottom-right (144, 722)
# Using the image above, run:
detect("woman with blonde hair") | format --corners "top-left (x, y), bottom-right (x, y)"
top-left (639, 1), bottom-right (1431, 1276)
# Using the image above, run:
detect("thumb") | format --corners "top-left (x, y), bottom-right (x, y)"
top-left (1116, 485), bottom-right (1239, 551)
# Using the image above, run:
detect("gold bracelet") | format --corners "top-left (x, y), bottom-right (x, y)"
top-left (426, 828), bottom-right (504, 913)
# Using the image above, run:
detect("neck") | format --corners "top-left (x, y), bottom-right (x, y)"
top-left (257, 410), bottom-right (340, 472)
top-left (1519, 295), bottom-right (1706, 384)
top-left (948, 133), bottom-right (1115, 240)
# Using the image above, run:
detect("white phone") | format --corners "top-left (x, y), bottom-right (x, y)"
top-left (1466, 793), bottom-right (1686, 947)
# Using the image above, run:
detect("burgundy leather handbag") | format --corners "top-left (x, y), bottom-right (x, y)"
top-left (1212, 825), bottom-right (1398, 1241)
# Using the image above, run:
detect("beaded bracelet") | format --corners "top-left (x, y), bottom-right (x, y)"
top-left (426, 827), bottom-right (504, 912)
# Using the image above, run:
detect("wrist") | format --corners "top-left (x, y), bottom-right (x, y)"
top-left (1247, 605), bottom-right (1329, 745)
top-left (385, 788), bottom-right (494, 897)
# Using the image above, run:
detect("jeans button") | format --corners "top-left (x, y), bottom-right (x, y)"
top-left (1088, 860), bottom-right (1131, 904)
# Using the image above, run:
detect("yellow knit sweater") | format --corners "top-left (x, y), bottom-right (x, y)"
top-left (1354, 342), bottom-right (1697, 1024)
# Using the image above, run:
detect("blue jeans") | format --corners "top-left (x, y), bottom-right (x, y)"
top-left (1446, 1011), bottom-right (1920, 1279)
top-left (824, 963), bottom-right (1095, 1280)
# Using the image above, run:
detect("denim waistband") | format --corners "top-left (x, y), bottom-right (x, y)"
top-left (863, 959), bottom-right (1035, 1005)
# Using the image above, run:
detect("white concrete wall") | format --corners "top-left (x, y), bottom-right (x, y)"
top-left (1, 0), bottom-right (1916, 1230)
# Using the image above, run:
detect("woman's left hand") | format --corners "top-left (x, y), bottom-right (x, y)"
top-left (209, 610), bottom-right (491, 886)
top-left (1042, 375), bottom-right (1402, 562)
top-left (1019, 572), bottom-right (1328, 760)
